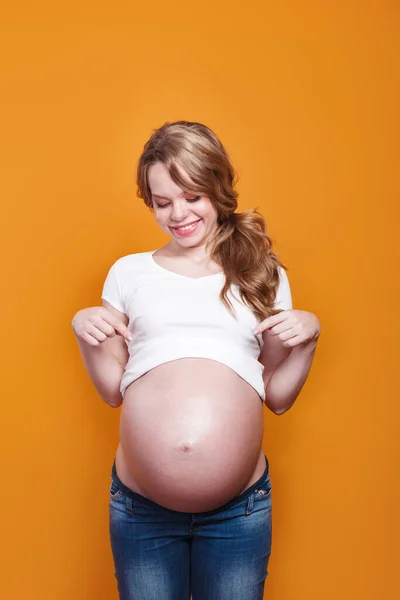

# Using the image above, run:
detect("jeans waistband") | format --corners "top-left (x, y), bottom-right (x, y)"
top-left (111, 454), bottom-right (269, 516)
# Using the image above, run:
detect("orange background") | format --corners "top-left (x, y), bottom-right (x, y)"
top-left (0, 1), bottom-right (398, 598)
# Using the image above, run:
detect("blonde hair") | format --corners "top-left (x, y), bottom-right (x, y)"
top-left (136, 120), bottom-right (288, 321)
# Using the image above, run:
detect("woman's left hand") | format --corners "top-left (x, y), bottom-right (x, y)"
top-left (253, 310), bottom-right (321, 348)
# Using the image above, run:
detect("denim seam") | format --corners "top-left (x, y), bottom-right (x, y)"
top-left (245, 493), bottom-right (255, 515)
top-left (126, 496), bottom-right (134, 515)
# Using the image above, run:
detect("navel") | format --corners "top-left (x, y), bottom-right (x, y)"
top-left (179, 441), bottom-right (195, 453)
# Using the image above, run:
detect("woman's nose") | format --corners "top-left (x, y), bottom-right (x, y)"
top-left (171, 203), bottom-right (189, 221)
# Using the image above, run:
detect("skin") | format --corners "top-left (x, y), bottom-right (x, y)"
top-left (112, 162), bottom-right (269, 512)
top-left (147, 161), bottom-right (220, 266)
top-left (113, 160), bottom-right (320, 511)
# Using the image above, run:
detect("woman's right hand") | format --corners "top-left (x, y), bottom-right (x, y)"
top-left (71, 307), bottom-right (132, 347)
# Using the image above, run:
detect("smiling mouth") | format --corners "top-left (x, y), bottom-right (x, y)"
top-left (171, 219), bottom-right (201, 231)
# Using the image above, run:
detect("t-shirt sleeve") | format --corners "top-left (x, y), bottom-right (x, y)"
top-left (101, 260), bottom-right (126, 314)
top-left (274, 266), bottom-right (293, 310)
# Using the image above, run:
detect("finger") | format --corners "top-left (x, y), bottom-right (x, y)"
top-left (86, 324), bottom-right (107, 343)
top-left (277, 328), bottom-right (298, 342)
top-left (268, 322), bottom-right (296, 336)
top-left (253, 311), bottom-right (288, 334)
top-left (101, 310), bottom-right (132, 341)
top-left (81, 331), bottom-right (101, 346)
top-left (93, 319), bottom-right (119, 340)
top-left (282, 334), bottom-right (305, 347)
top-left (115, 323), bottom-right (133, 341)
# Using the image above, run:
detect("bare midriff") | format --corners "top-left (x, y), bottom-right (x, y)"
top-left (115, 357), bottom-right (266, 513)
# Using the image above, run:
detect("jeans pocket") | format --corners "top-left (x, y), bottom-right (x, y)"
top-left (254, 476), bottom-right (272, 501)
top-left (109, 479), bottom-right (123, 500)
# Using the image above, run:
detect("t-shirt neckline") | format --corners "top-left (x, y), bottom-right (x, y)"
top-left (148, 249), bottom-right (225, 281)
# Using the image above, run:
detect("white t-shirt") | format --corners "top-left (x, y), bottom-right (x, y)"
top-left (101, 249), bottom-right (292, 402)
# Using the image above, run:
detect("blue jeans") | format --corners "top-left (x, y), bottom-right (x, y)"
top-left (109, 455), bottom-right (272, 600)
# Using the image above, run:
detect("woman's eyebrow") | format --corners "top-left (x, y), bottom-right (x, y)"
top-left (152, 194), bottom-right (171, 200)
top-left (151, 192), bottom-right (190, 200)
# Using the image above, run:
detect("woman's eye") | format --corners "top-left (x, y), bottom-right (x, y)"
top-left (156, 196), bottom-right (200, 209)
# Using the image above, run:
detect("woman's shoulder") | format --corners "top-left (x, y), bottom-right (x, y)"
top-left (106, 250), bottom-right (158, 289)
top-left (111, 249), bottom-right (154, 269)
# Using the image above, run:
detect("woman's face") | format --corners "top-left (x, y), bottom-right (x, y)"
top-left (147, 162), bottom-right (219, 248)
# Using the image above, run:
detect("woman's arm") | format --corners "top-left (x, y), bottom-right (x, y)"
top-left (264, 339), bottom-right (318, 414)
top-left (74, 335), bottom-right (126, 408)
top-left (256, 306), bottom-right (321, 415)
top-left (72, 300), bottom-right (129, 408)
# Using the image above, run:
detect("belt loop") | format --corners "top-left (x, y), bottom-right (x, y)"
top-left (126, 496), bottom-right (134, 515)
top-left (245, 493), bottom-right (254, 516)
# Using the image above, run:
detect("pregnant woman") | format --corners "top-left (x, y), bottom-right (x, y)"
top-left (72, 120), bottom-right (321, 600)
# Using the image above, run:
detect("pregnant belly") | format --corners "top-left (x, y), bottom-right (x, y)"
top-left (116, 358), bottom-right (265, 512)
